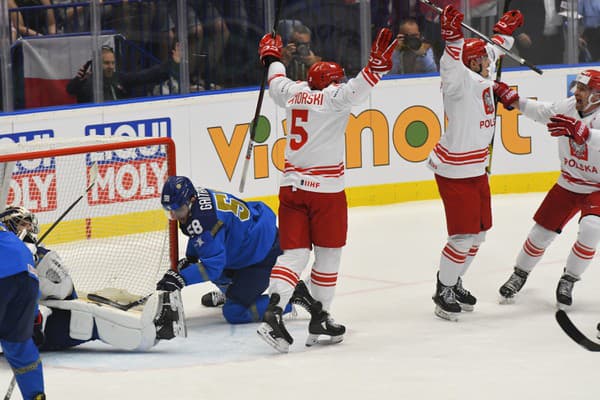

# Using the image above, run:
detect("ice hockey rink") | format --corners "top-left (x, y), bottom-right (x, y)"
top-left (2, 191), bottom-right (600, 400)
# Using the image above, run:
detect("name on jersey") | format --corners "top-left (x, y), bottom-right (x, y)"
top-left (564, 157), bottom-right (598, 174)
top-left (196, 188), bottom-right (214, 211)
top-left (288, 92), bottom-right (323, 106)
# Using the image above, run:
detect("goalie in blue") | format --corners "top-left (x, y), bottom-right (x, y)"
top-left (157, 175), bottom-right (289, 323)
top-left (1, 207), bottom-right (186, 353)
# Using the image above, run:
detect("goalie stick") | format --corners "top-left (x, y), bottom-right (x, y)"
top-left (418, 0), bottom-right (542, 75)
top-left (238, 0), bottom-right (283, 192)
top-left (555, 310), bottom-right (600, 352)
top-left (87, 292), bottom-right (153, 311)
top-left (36, 162), bottom-right (98, 244)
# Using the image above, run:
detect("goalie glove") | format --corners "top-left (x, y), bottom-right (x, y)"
top-left (366, 28), bottom-right (398, 75)
top-left (493, 10), bottom-right (524, 36)
top-left (157, 270), bottom-right (186, 292)
top-left (493, 81), bottom-right (519, 110)
top-left (547, 114), bottom-right (590, 145)
top-left (440, 5), bottom-right (464, 42)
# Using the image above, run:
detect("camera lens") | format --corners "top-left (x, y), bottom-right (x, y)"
top-left (405, 36), bottom-right (423, 51)
top-left (295, 43), bottom-right (310, 57)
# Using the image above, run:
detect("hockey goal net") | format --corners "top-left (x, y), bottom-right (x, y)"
top-left (0, 136), bottom-right (178, 297)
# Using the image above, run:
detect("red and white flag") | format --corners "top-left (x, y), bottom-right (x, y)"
top-left (22, 35), bottom-right (114, 108)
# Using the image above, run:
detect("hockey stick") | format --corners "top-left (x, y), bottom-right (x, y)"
top-left (87, 292), bottom-right (153, 311)
top-left (555, 310), bottom-right (600, 352)
top-left (36, 162), bottom-right (98, 244)
top-left (486, 0), bottom-right (513, 175)
top-left (238, 0), bottom-right (283, 193)
top-left (418, 0), bottom-right (542, 75)
top-left (3, 376), bottom-right (15, 400)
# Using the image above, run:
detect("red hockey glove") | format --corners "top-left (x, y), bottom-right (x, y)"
top-left (493, 81), bottom-right (519, 110)
top-left (547, 114), bottom-right (590, 145)
top-left (258, 33), bottom-right (283, 66)
top-left (493, 10), bottom-right (524, 36)
top-left (440, 5), bottom-right (464, 42)
top-left (366, 28), bottom-right (398, 74)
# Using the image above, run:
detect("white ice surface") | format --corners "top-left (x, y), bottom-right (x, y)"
top-left (2, 192), bottom-right (600, 399)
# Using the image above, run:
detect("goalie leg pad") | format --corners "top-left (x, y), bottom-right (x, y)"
top-left (43, 298), bottom-right (158, 351)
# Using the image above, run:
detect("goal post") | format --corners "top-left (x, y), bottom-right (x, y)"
top-left (0, 136), bottom-right (178, 296)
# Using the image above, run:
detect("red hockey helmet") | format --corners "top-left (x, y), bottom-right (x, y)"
top-left (307, 61), bottom-right (345, 90)
top-left (462, 38), bottom-right (487, 67)
top-left (574, 69), bottom-right (600, 92)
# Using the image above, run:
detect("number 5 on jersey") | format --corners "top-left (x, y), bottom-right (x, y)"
top-left (290, 109), bottom-right (309, 150)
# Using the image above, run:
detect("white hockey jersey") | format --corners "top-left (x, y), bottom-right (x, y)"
top-left (520, 96), bottom-right (600, 194)
top-left (267, 61), bottom-right (380, 193)
top-left (427, 35), bottom-right (514, 179)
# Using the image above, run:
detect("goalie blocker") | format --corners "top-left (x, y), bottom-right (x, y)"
top-left (40, 290), bottom-right (186, 351)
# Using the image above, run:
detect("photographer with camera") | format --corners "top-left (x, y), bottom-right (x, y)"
top-left (66, 42), bottom-right (181, 104)
top-left (390, 18), bottom-right (438, 75)
top-left (280, 22), bottom-right (322, 81)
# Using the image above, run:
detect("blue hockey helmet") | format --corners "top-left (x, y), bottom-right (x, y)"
top-left (161, 176), bottom-right (196, 212)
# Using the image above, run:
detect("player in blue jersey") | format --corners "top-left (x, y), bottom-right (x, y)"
top-left (0, 221), bottom-right (45, 400)
top-left (0, 206), bottom-right (186, 353)
top-left (157, 175), bottom-right (289, 324)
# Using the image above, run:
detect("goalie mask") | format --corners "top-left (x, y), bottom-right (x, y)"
top-left (0, 206), bottom-right (39, 243)
top-left (307, 61), bottom-right (345, 90)
top-left (161, 176), bottom-right (196, 221)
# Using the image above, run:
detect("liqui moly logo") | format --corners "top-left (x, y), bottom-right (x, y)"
top-left (0, 131), bottom-right (57, 212)
top-left (83, 118), bottom-right (171, 205)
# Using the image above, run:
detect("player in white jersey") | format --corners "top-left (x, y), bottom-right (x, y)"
top-left (428, 5), bottom-right (522, 321)
top-left (256, 28), bottom-right (397, 353)
top-left (495, 69), bottom-right (600, 309)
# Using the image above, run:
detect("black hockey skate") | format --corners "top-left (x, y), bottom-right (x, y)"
top-left (432, 275), bottom-right (461, 321)
top-left (154, 291), bottom-right (187, 340)
top-left (201, 291), bottom-right (226, 307)
top-left (257, 293), bottom-right (294, 353)
top-left (306, 300), bottom-right (346, 347)
top-left (454, 277), bottom-right (476, 312)
top-left (499, 267), bottom-right (529, 304)
top-left (290, 280), bottom-right (316, 314)
top-left (556, 272), bottom-right (579, 309)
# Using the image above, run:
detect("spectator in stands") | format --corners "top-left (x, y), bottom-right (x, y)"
top-left (156, 0), bottom-right (229, 90)
top-left (579, 0), bottom-right (600, 29)
top-left (13, 0), bottom-right (56, 36)
top-left (280, 22), bottom-right (322, 81)
top-left (390, 18), bottom-right (438, 75)
top-left (512, 0), bottom-right (564, 65)
top-left (580, 26), bottom-right (600, 62)
top-left (66, 43), bottom-right (181, 103)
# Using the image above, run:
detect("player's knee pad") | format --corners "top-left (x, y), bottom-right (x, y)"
top-left (578, 216), bottom-right (600, 248)
top-left (472, 231), bottom-right (486, 247)
top-left (447, 234), bottom-right (476, 254)
top-left (529, 223), bottom-right (558, 249)
top-left (313, 246), bottom-right (342, 274)
top-left (270, 248), bottom-right (310, 295)
top-left (276, 248), bottom-right (311, 275)
top-left (222, 295), bottom-right (269, 324)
